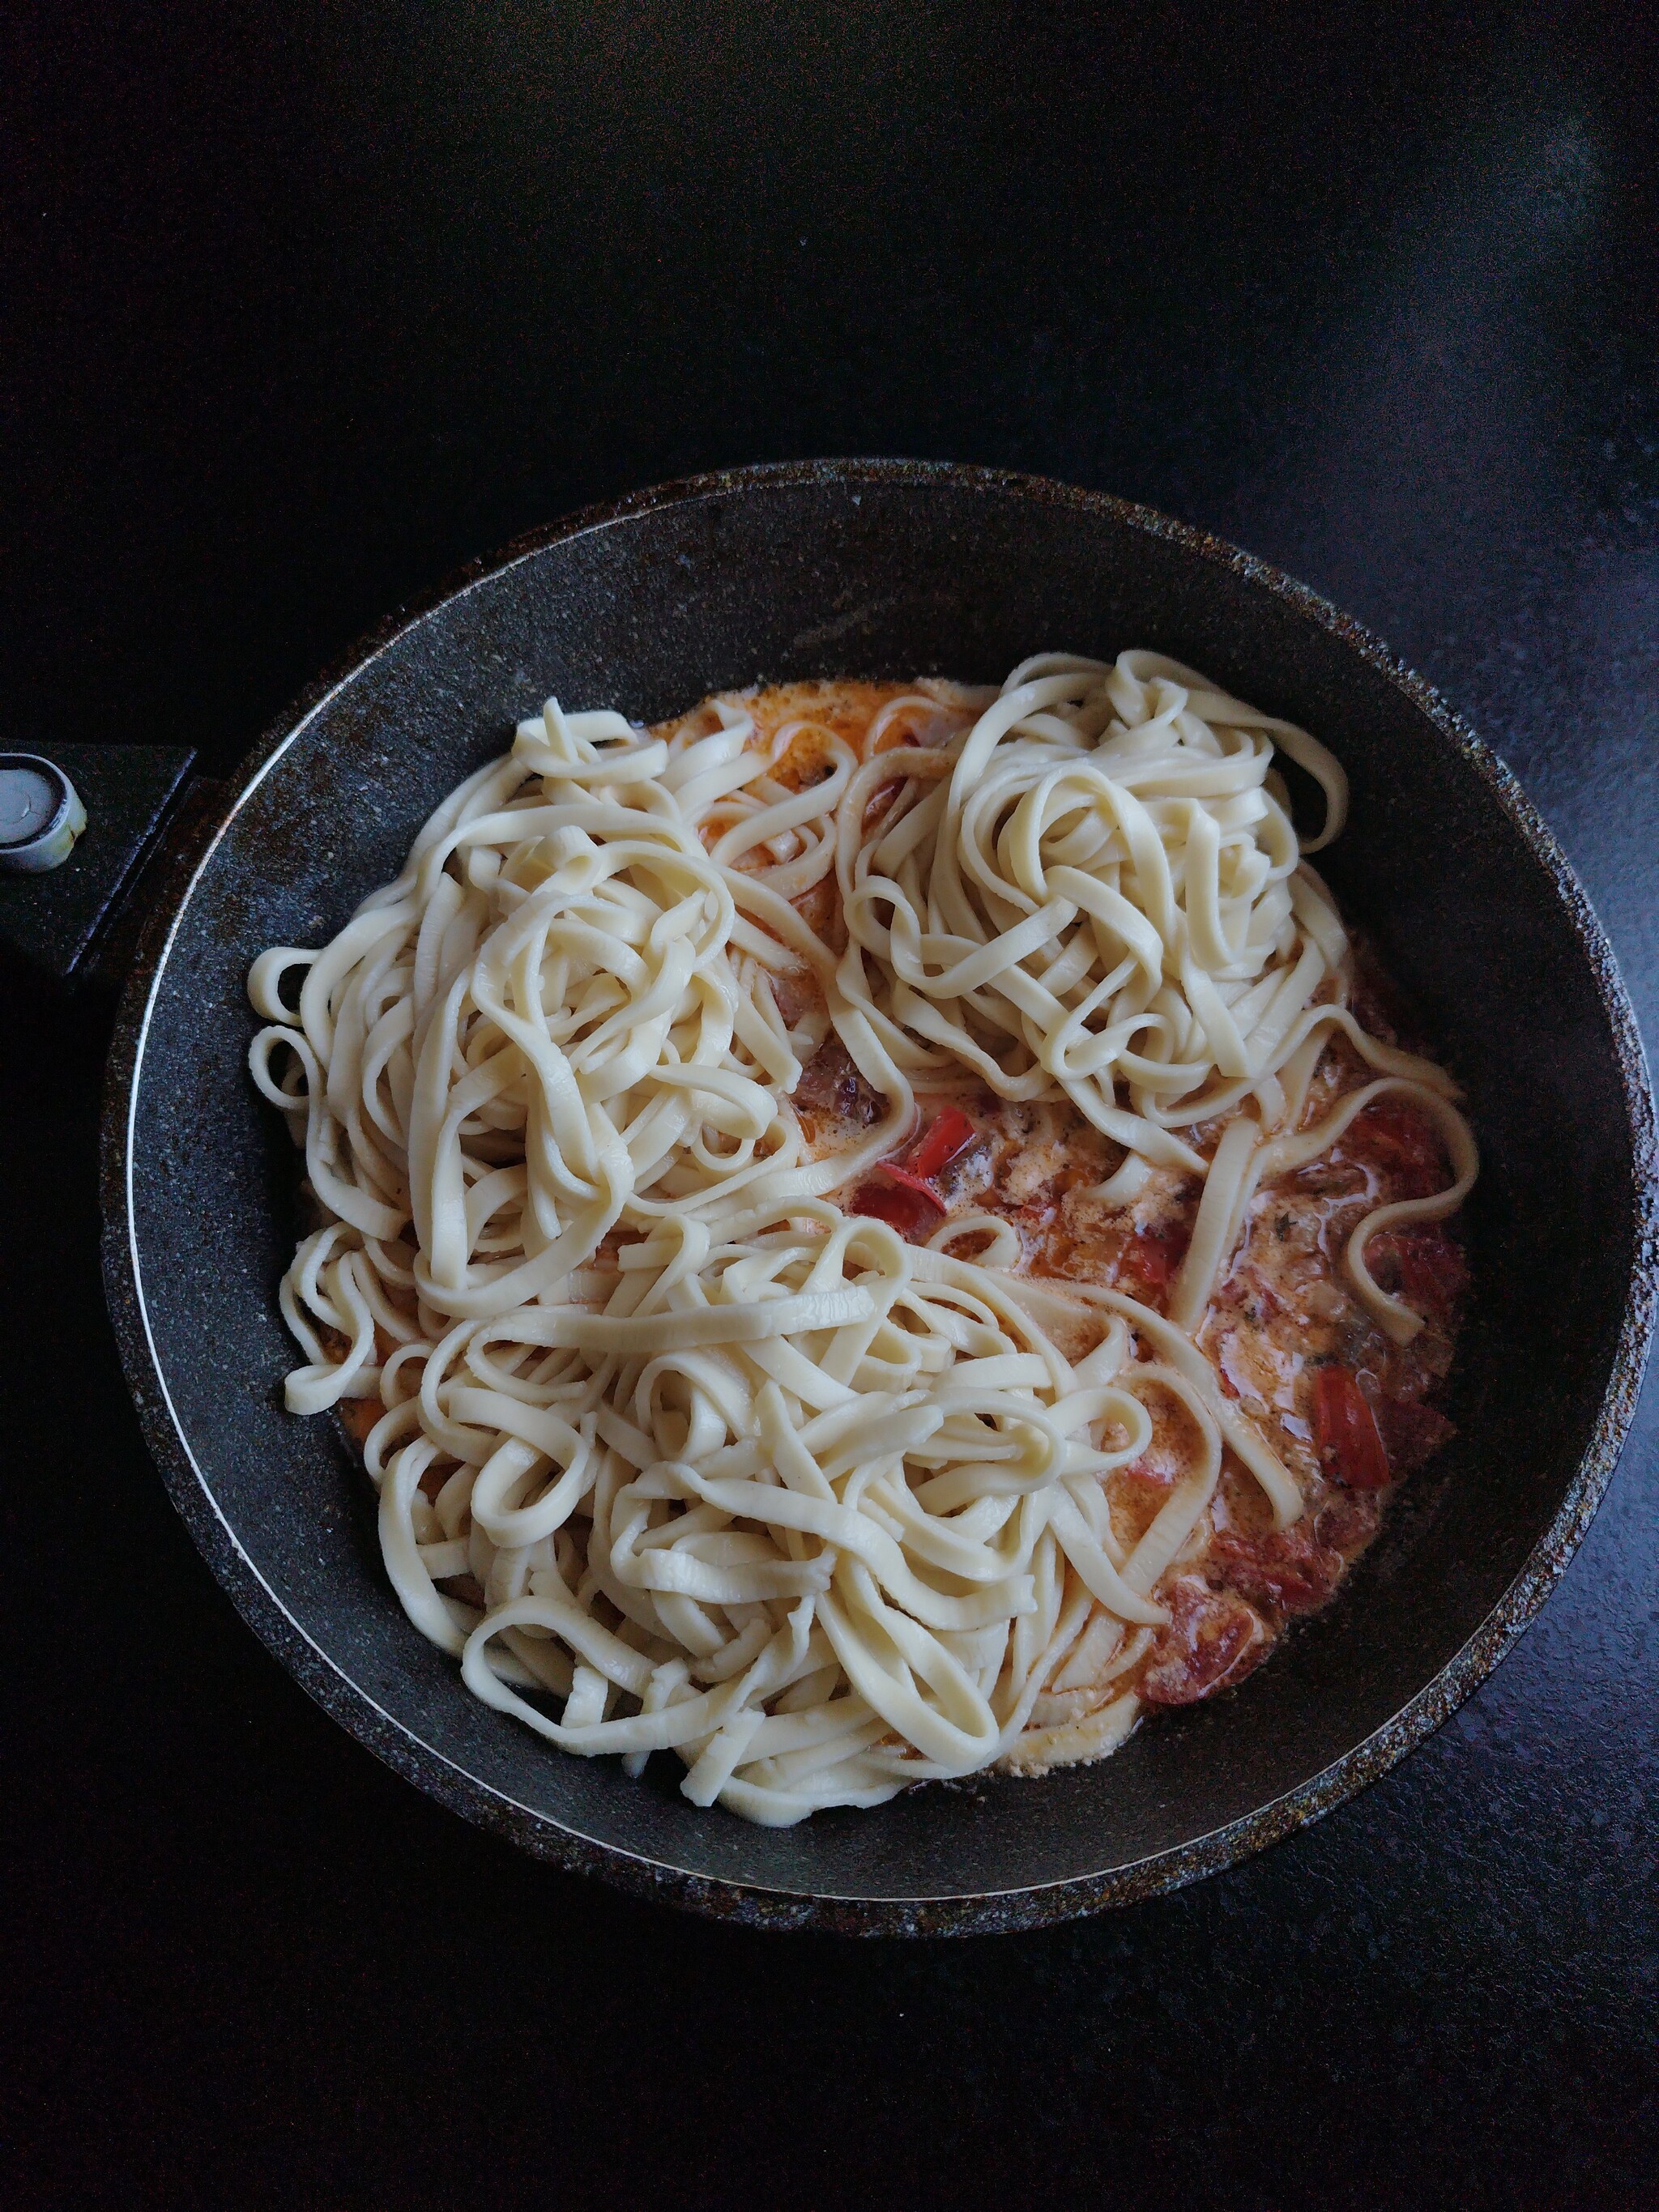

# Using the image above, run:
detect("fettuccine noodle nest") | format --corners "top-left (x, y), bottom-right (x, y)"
top-left (249, 652), bottom-right (1477, 1824)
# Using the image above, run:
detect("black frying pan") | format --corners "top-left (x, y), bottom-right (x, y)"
top-left (53, 462), bottom-right (1656, 1934)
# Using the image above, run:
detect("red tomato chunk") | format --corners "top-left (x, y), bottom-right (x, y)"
top-left (1139, 1576), bottom-right (1269, 1707)
top-left (1375, 1393), bottom-right (1456, 1477)
top-left (849, 1177), bottom-right (942, 1241)
top-left (1349, 1097), bottom-right (1448, 1200)
top-left (906, 1104), bottom-right (977, 1183)
top-left (852, 1106), bottom-right (982, 1242)
top-left (1313, 1365), bottom-right (1392, 1490)
top-left (1393, 1225), bottom-right (1469, 1316)
top-left (1210, 1522), bottom-right (1346, 1615)
top-left (1120, 1224), bottom-right (1189, 1306)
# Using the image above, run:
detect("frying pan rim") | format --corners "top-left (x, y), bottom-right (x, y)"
top-left (99, 458), bottom-right (1659, 1936)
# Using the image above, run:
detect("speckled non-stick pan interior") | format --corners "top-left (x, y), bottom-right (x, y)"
top-left (102, 462), bottom-right (1656, 1933)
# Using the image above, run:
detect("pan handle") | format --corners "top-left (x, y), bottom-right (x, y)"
top-left (0, 744), bottom-right (224, 987)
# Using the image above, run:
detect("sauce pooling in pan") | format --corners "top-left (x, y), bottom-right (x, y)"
top-left (256, 654), bottom-right (1476, 1821)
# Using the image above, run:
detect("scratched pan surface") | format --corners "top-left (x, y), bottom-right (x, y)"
top-left (100, 461), bottom-right (1657, 1934)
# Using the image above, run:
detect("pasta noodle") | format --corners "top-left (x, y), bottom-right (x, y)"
top-left (249, 653), bottom-right (1478, 1823)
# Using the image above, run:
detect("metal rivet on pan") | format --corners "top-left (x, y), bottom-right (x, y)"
top-left (0, 754), bottom-right (87, 873)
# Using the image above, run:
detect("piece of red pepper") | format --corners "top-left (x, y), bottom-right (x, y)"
top-left (1394, 1226), bottom-right (1469, 1315)
top-left (1313, 1365), bottom-right (1393, 1490)
top-left (1349, 1097), bottom-right (1448, 1200)
top-left (1122, 1224), bottom-right (1188, 1301)
top-left (852, 1105), bottom-right (979, 1242)
top-left (903, 1104), bottom-right (977, 1183)
top-left (849, 1175), bottom-right (944, 1239)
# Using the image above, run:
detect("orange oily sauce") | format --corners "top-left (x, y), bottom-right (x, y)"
top-left (663, 680), bottom-right (1469, 1753)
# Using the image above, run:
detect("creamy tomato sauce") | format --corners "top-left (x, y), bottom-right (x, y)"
top-left (337, 678), bottom-right (1469, 1758)
top-left (676, 678), bottom-right (1470, 1736)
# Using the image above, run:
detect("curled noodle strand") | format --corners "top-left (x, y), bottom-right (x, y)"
top-left (250, 656), bottom-right (1477, 1822)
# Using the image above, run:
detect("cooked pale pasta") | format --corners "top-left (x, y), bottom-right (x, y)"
top-left (250, 654), bottom-right (1478, 1822)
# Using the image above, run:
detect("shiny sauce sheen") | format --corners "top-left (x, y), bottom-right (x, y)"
top-left (690, 680), bottom-right (1469, 1731)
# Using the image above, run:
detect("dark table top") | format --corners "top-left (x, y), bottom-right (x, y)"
top-left (6, 4), bottom-right (1656, 2204)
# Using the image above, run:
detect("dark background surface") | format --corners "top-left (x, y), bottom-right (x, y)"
top-left (4, 3), bottom-right (1656, 2205)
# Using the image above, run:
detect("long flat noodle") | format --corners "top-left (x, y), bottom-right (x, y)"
top-left (532, 1287), bottom-right (876, 1353)
top-left (1169, 1110), bottom-right (1260, 1332)
top-left (992, 1269), bottom-right (1304, 1529)
top-left (1107, 1289), bottom-right (1303, 1529)
top-left (1047, 1492), bottom-right (1168, 1626)
top-left (1118, 1365), bottom-right (1222, 1590)
top-left (1258, 1075), bottom-right (1478, 1345)
top-left (254, 653), bottom-right (1477, 1825)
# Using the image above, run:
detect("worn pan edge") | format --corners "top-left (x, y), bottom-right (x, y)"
top-left (98, 458), bottom-right (1659, 1935)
